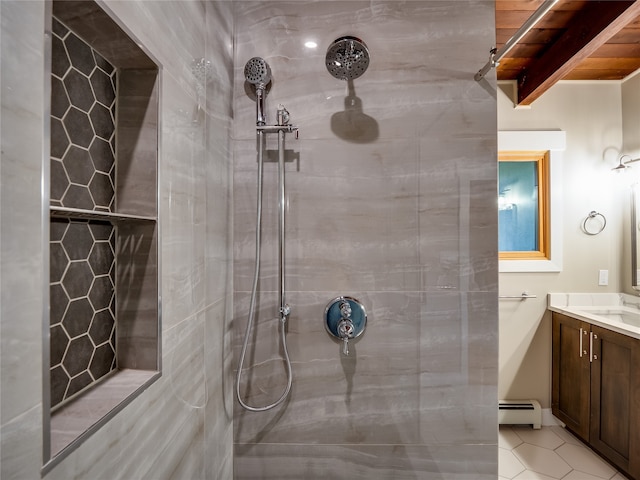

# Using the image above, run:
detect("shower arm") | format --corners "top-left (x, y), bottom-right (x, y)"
top-left (474, 0), bottom-right (559, 81)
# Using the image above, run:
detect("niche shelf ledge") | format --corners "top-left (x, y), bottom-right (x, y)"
top-left (50, 206), bottom-right (157, 223)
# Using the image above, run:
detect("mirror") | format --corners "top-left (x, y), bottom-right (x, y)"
top-left (632, 184), bottom-right (640, 290)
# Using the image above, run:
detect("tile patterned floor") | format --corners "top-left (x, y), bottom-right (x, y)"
top-left (499, 425), bottom-right (628, 480)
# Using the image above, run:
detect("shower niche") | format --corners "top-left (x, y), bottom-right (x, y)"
top-left (44, 0), bottom-right (161, 470)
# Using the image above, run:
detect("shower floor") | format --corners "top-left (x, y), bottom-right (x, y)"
top-left (499, 425), bottom-right (625, 479)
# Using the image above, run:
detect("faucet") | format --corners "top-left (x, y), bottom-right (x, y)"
top-left (621, 295), bottom-right (640, 309)
top-left (337, 300), bottom-right (355, 355)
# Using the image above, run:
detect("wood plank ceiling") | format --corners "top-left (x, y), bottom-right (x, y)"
top-left (496, 0), bottom-right (640, 105)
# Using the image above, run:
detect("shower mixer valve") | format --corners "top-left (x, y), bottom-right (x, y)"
top-left (324, 296), bottom-right (367, 356)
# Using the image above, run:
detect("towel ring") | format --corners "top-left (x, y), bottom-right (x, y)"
top-left (583, 211), bottom-right (606, 235)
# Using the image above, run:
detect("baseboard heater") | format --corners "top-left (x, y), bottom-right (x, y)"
top-left (498, 399), bottom-right (541, 429)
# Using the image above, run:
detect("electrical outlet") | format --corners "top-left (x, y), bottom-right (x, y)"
top-left (598, 269), bottom-right (609, 286)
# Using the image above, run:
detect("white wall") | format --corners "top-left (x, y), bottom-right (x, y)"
top-left (623, 72), bottom-right (640, 159)
top-left (497, 80), bottom-right (626, 407)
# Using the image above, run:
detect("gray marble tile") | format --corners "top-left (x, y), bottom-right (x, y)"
top-left (234, 291), bottom-right (428, 445)
top-left (47, 304), bottom-right (208, 472)
top-left (416, 291), bottom-right (496, 445)
top-left (418, 291), bottom-right (497, 372)
top-left (160, 71), bottom-right (209, 330)
top-left (233, 1), bottom-right (495, 141)
top-left (47, 313), bottom-right (209, 479)
top-left (233, 138), bottom-right (421, 293)
top-left (204, 109), bottom-right (233, 306)
top-left (116, 69), bottom-right (159, 217)
top-left (103, 0), bottom-right (206, 79)
top-left (49, 370), bottom-right (158, 457)
top-left (418, 137), bottom-right (498, 292)
top-left (116, 222), bottom-right (159, 370)
top-left (234, 443), bottom-right (497, 480)
top-left (4, 0), bottom-right (235, 478)
top-left (0, 405), bottom-right (42, 480)
top-left (233, 289), bottom-right (497, 447)
top-left (1, 0), bottom-right (496, 478)
top-left (204, 299), bottom-right (234, 479)
top-left (0, 0), bottom-right (47, 426)
top-left (233, 2), bottom-right (497, 477)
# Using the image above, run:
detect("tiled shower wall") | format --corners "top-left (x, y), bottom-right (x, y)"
top-left (1, 0), bottom-right (496, 478)
top-left (232, 1), bottom-right (498, 478)
top-left (1, 1), bottom-right (234, 478)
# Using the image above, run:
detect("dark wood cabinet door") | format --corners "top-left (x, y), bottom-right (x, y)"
top-left (590, 325), bottom-right (640, 479)
top-left (552, 313), bottom-right (591, 440)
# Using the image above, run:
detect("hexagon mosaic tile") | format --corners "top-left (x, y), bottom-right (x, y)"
top-left (49, 16), bottom-right (119, 409)
top-left (50, 16), bottom-right (116, 213)
top-left (49, 218), bottom-right (116, 408)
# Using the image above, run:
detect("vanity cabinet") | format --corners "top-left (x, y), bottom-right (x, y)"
top-left (552, 313), bottom-right (590, 439)
top-left (552, 312), bottom-right (640, 479)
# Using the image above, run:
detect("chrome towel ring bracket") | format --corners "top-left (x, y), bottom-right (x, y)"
top-left (582, 211), bottom-right (606, 235)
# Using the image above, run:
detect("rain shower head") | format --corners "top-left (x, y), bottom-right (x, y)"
top-left (244, 57), bottom-right (272, 88)
top-left (325, 36), bottom-right (370, 81)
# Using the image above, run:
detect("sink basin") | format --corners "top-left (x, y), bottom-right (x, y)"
top-left (576, 308), bottom-right (640, 328)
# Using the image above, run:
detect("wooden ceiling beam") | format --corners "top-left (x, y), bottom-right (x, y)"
top-left (516, 1), bottom-right (640, 105)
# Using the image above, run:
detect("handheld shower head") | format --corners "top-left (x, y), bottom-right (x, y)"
top-left (244, 57), bottom-right (272, 125)
top-left (244, 57), bottom-right (272, 88)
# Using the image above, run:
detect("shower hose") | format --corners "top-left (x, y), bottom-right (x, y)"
top-left (235, 129), bottom-right (293, 412)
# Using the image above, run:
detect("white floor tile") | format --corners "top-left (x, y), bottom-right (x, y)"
top-left (547, 425), bottom-right (583, 446)
top-left (499, 447), bottom-right (526, 479)
top-left (499, 426), bottom-right (524, 449)
top-left (513, 471), bottom-right (558, 480)
top-left (499, 425), bottom-right (624, 480)
top-left (562, 471), bottom-right (615, 480)
top-left (512, 426), bottom-right (564, 450)
top-left (555, 443), bottom-right (617, 479)
top-left (513, 443), bottom-right (572, 479)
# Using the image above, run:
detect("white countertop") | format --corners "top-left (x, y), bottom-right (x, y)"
top-left (548, 293), bottom-right (640, 340)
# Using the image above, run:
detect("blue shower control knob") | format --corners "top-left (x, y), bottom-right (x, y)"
top-left (338, 318), bottom-right (355, 338)
top-left (339, 301), bottom-right (352, 319)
